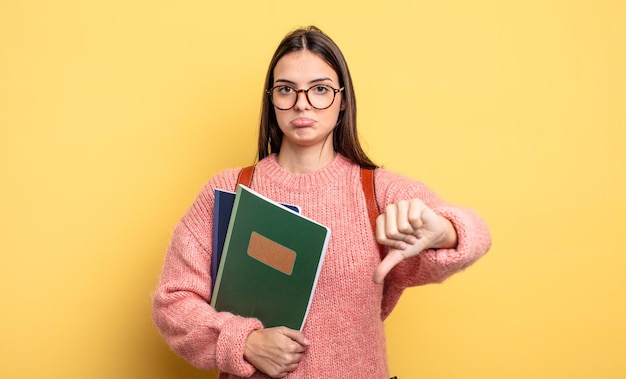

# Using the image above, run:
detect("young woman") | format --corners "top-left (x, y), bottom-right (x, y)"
top-left (153, 26), bottom-right (491, 378)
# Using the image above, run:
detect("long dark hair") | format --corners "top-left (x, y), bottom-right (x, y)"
top-left (257, 26), bottom-right (377, 169)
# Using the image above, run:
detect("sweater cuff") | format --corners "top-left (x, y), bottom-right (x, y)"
top-left (430, 204), bottom-right (491, 273)
top-left (431, 206), bottom-right (471, 262)
top-left (216, 314), bottom-right (264, 377)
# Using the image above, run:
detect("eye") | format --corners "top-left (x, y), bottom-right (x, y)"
top-left (311, 85), bottom-right (330, 94)
top-left (277, 86), bottom-right (294, 95)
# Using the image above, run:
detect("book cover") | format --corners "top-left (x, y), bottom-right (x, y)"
top-left (212, 189), bottom-right (300, 290)
top-left (210, 185), bottom-right (330, 331)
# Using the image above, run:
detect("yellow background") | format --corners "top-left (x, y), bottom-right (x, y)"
top-left (1, 1), bottom-right (624, 378)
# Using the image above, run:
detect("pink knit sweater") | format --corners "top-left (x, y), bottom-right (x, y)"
top-left (152, 154), bottom-right (491, 378)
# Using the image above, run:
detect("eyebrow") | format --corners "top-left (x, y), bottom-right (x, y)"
top-left (274, 77), bottom-right (335, 85)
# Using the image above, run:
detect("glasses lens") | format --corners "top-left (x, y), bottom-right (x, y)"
top-left (307, 85), bottom-right (335, 109)
top-left (270, 86), bottom-right (297, 110)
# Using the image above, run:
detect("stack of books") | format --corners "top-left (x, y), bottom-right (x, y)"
top-left (210, 185), bottom-right (330, 331)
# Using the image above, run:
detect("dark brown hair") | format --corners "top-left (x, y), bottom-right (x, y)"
top-left (257, 26), bottom-right (377, 169)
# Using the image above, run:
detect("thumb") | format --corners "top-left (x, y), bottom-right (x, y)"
top-left (372, 249), bottom-right (406, 284)
top-left (281, 327), bottom-right (310, 346)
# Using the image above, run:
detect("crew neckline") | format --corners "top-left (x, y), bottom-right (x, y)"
top-left (255, 153), bottom-right (356, 191)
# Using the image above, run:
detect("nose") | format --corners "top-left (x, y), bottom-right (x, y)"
top-left (293, 89), bottom-right (311, 110)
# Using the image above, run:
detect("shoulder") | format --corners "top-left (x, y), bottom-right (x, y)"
top-left (190, 156), bottom-right (277, 200)
top-left (178, 166), bottom-right (248, 244)
top-left (373, 167), bottom-right (440, 207)
top-left (373, 167), bottom-right (424, 195)
top-left (186, 164), bottom-right (254, 216)
top-left (206, 167), bottom-right (243, 192)
top-left (189, 168), bottom-right (240, 204)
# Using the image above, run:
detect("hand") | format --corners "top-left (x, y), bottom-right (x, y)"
top-left (244, 326), bottom-right (310, 378)
top-left (373, 198), bottom-right (457, 284)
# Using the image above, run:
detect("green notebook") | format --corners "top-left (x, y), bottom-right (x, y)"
top-left (210, 184), bottom-right (331, 331)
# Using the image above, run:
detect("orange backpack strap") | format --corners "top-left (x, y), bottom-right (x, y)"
top-left (236, 165), bottom-right (255, 189)
top-left (361, 167), bottom-right (384, 259)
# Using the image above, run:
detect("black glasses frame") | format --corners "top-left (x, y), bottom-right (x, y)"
top-left (266, 84), bottom-right (345, 110)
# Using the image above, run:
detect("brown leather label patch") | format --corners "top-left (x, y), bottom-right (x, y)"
top-left (247, 231), bottom-right (296, 275)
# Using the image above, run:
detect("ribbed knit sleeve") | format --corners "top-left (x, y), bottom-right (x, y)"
top-left (152, 169), bottom-right (263, 376)
top-left (375, 169), bottom-right (492, 319)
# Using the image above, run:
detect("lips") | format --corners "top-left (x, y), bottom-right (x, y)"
top-left (292, 117), bottom-right (316, 127)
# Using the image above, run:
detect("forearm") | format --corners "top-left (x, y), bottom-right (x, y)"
top-left (153, 288), bottom-right (262, 373)
top-left (390, 205), bottom-right (491, 288)
top-left (152, 221), bottom-right (262, 375)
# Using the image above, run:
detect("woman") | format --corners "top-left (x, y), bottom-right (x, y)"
top-left (153, 26), bottom-right (491, 378)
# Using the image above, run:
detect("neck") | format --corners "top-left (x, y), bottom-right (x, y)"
top-left (276, 143), bottom-right (336, 175)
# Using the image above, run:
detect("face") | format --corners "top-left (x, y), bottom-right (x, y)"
top-left (271, 50), bottom-right (344, 152)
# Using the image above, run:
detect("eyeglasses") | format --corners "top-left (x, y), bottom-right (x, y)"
top-left (266, 84), bottom-right (345, 110)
